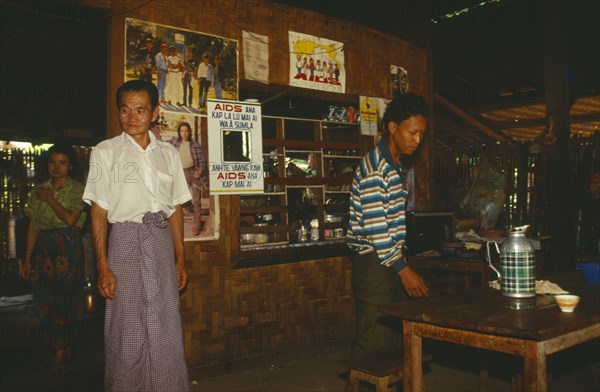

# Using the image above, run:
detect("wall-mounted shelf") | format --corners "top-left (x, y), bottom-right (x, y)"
top-left (239, 115), bottom-right (370, 254)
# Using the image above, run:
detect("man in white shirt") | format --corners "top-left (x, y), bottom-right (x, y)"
top-left (83, 80), bottom-right (191, 391)
top-left (196, 53), bottom-right (212, 109)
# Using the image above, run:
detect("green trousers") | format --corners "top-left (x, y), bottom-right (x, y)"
top-left (351, 250), bottom-right (407, 354)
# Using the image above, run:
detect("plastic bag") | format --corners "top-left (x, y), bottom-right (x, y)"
top-left (459, 156), bottom-right (506, 231)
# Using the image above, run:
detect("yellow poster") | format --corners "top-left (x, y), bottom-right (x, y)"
top-left (359, 96), bottom-right (378, 135)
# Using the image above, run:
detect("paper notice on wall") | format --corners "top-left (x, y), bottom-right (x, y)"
top-left (376, 98), bottom-right (390, 123)
top-left (207, 99), bottom-right (264, 194)
top-left (389, 65), bottom-right (408, 98)
top-left (359, 96), bottom-right (378, 135)
top-left (243, 30), bottom-right (269, 84)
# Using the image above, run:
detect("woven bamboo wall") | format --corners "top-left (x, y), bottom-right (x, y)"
top-left (81, 0), bottom-right (430, 369)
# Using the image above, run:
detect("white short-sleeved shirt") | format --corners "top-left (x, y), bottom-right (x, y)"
top-left (83, 132), bottom-right (192, 223)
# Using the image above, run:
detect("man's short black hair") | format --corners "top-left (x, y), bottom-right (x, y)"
top-left (381, 93), bottom-right (429, 140)
top-left (116, 80), bottom-right (159, 110)
top-left (380, 93), bottom-right (429, 165)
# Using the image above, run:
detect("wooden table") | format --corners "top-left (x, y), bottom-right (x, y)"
top-left (407, 253), bottom-right (545, 291)
top-left (380, 277), bottom-right (600, 391)
top-left (407, 256), bottom-right (492, 290)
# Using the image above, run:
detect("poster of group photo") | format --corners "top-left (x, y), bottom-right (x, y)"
top-left (124, 17), bottom-right (239, 113)
top-left (124, 18), bottom-right (237, 240)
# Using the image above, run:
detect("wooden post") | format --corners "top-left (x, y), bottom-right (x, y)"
top-left (106, 0), bottom-right (125, 137)
top-left (403, 321), bottom-right (423, 392)
top-left (543, 2), bottom-right (574, 274)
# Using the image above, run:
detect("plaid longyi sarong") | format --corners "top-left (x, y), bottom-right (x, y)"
top-left (104, 212), bottom-right (189, 392)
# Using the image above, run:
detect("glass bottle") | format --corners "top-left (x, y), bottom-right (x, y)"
top-left (328, 160), bottom-right (336, 179)
top-left (84, 276), bottom-right (94, 312)
top-left (298, 222), bottom-right (308, 242)
top-left (310, 219), bottom-right (319, 241)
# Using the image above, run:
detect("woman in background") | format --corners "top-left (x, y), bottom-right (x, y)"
top-left (21, 143), bottom-right (86, 376)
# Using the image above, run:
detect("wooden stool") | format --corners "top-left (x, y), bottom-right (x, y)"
top-left (342, 347), bottom-right (432, 392)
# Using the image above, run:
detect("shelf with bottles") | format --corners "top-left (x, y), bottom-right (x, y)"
top-left (239, 114), bottom-right (365, 256)
top-left (286, 186), bottom-right (323, 244)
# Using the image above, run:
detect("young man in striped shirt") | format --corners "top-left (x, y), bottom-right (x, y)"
top-left (347, 93), bottom-right (430, 354)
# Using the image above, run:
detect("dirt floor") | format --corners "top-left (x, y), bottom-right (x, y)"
top-left (1, 300), bottom-right (598, 392)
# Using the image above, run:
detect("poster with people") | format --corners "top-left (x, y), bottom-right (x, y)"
top-left (124, 18), bottom-right (238, 241)
top-left (288, 31), bottom-right (345, 93)
top-left (151, 112), bottom-right (219, 241)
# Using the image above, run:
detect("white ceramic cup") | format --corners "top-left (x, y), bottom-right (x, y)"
top-left (555, 294), bottom-right (580, 312)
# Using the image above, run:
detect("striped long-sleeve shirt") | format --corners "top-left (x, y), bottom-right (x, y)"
top-left (346, 140), bottom-right (408, 273)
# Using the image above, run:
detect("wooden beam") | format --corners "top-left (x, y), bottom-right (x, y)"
top-left (434, 93), bottom-right (509, 142)
top-left (472, 92), bottom-right (600, 115)
top-left (492, 113), bottom-right (600, 130)
top-left (435, 139), bottom-right (453, 150)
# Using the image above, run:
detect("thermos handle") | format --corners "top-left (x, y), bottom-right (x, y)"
top-left (486, 241), bottom-right (502, 281)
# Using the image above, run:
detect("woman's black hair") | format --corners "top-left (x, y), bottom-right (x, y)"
top-left (47, 143), bottom-right (78, 167)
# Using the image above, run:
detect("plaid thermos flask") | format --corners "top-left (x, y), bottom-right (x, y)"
top-left (499, 229), bottom-right (536, 297)
top-left (487, 227), bottom-right (537, 298)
